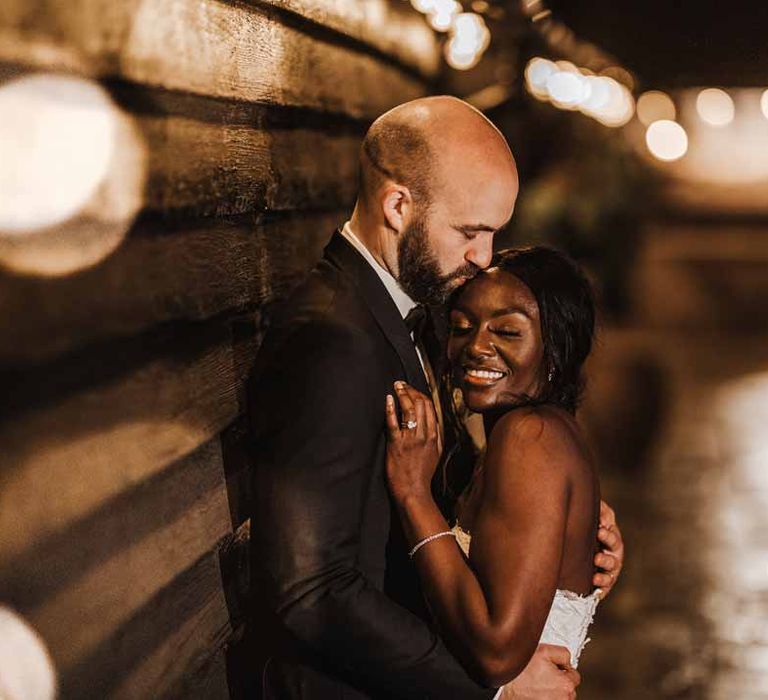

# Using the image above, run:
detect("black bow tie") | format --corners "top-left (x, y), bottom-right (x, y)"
top-left (405, 305), bottom-right (428, 346)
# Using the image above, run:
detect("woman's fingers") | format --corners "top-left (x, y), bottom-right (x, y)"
top-left (394, 381), bottom-right (417, 430)
top-left (392, 381), bottom-right (442, 450)
top-left (385, 394), bottom-right (399, 440)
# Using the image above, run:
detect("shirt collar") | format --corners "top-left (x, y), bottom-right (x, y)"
top-left (341, 221), bottom-right (417, 320)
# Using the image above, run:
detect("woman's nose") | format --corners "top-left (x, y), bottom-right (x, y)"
top-left (466, 328), bottom-right (495, 358)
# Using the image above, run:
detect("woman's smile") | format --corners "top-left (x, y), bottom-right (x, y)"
top-left (461, 365), bottom-right (509, 386)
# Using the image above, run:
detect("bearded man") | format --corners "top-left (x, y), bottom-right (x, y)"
top-left (248, 96), bottom-right (623, 699)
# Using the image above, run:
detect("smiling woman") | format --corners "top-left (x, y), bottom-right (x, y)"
top-left (448, 246), bottom-right (596, 416)
top-left (384, 245), bottom-right (604, 685)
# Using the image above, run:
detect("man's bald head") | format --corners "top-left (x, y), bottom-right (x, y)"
top-left (351, 96), bottom-right (519, 305)
top-left (359, 95), bottom-right (517, 213)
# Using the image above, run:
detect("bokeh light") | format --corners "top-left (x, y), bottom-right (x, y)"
top-left (444, 13), bottom-right (490, 70)
top-left (411, 0), bottom-right (436, 12)
top-left (524, 56), bottom-right (635, 127)
top-left (546, 70), bottom-right (588, 108)
top-left (427, 0), bottom-right (460, 32)
top-left (0, 607), bottom-right (56, 700)
top-left (646, 119), bottom-right (689, 161)
top-left (593, 79), bottom-right (635, 127)
top-left (0, 74), bottom-right (116, 232)
top-left (0, 73), bottom-right (146, 276)
top-left (525, 57), bottom-right (558, 98)
top-left (760, 89), bottom-right (768, 120)
top-left (637, 90), bottom-right (676, 126)
top-left (696, 88), bottom-right (735, 127)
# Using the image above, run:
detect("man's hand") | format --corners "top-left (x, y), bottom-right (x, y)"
top-left (500, 644), bottom-right (579, 699)
top-left (593, 500), bottom-right (624, 598)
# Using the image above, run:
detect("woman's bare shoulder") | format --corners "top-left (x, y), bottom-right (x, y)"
top-left (486, 405), bottom-right (593, 480)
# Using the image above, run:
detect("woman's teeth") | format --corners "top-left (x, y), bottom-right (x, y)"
top-left (465, 368), bottom-right (505, 380)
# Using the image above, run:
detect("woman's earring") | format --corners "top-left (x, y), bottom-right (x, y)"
top-left (547, 369), bottom-right (554, 382)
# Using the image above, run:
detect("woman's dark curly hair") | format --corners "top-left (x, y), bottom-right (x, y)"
top-left (488, 245), bottom-right (596, 413)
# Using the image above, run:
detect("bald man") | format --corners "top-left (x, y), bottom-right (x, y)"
top-left (248, 97), bottom-right (620, 699)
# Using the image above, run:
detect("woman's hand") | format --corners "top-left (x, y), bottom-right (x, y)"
top-left (385, 381), bottom-right (442, 504)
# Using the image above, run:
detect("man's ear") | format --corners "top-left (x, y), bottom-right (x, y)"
top-left (381, 184), bottom-right (413, 234)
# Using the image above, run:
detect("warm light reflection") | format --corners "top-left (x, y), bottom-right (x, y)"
top-left (646, 119), bottom-right (688, 161)
top-left (0, 74), bottom-right (146, 276)
top-left (696, 88), bottom-right (735, 127)
top-left (708, 371), bottom-right (768, 689)
top-left (637, 90), bottom-right (676, 126)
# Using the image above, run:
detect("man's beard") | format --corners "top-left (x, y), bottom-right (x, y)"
top-left (397, 215), bottom-right (480, 305)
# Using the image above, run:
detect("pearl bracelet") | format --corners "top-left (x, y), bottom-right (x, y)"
top-left (408, 530), bottom-right (455, 558)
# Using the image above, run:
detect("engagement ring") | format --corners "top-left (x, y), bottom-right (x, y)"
top-left (402, 420), bottom-right (418, 430)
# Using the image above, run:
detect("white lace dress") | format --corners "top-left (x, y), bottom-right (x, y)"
top-left (451, 524), bottom-right (599, 668)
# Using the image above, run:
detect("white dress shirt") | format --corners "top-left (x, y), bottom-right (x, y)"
top-left (340, 221), bottom-right (427, 373)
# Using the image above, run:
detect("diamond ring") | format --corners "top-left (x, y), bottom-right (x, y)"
top-left (402, 420), bottom-right (418, 430)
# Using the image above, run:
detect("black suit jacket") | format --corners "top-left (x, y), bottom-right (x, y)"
top-left (248, 232), bottom-right (495, 699)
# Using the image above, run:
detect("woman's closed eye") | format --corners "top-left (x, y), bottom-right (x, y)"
top-left (492, 327), bottom-right (522, 338)
top-left (450, 323), bottom-right (473, 336)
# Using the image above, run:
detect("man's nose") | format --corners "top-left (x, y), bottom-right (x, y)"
top-left (466, 234), bottom-right (494, 270)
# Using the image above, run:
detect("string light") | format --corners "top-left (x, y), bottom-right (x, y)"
top-left (411, 0), bottom-right (437, 12)
top-left (637, 90), bottom-right (676, 126)
top-left (525, 56), bottom-right (635, 127)
top-left (761, 89), bottom-right (768, 121)
top-left (444, 12), bottom-right (491, 71)
top-left (696, 88), bottom-right (735, 127)
top-left (646, 119), bottom-right (688, 162)
top-left (525, 58), bottom-right (558, 98)
top-left (427, 0), bottom-right (461, 32)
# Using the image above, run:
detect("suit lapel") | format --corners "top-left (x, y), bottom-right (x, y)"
top-left (324, 231), bottom-right (430, 396)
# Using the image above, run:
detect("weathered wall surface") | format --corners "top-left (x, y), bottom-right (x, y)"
top-left (0, 2), bottom-right (439, 697)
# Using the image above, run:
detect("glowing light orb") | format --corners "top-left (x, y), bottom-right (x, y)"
top-left (411, 0), bottom-right (437, 12)
top-left (637, 90), bottom-right (676, 126)
top-left (452, 13), bottom-right (490, 51)
top-left (525, 57), bottom-right (558, 98)
top-left (0, 74), bottom-right (146, 276)
top-left (445, 37), bottom-right (481, 70)
top-left (546, 70), bottom-right (588, 108)
top-left (0, 607), bottom-right (56, 700)
top-left (646, 120), bottom-right (688, 161)
top-left (580, 76), bottom-right (612, 114)
top-left (444, 13), bottom-right (490, 71)
top-left (0, 74), bottom-right (116, 232)
top-left (592, 79), bottom-right (634, 127)
top-left (427, 0), bottom-right (460, 31)
top-left (761, 89), bottom-right (768, 120)
top-left (696, 88), bottom-right (735, 127)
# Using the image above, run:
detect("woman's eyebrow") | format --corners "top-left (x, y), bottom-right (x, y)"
top-left (490, 306), bottom-right (532, 319)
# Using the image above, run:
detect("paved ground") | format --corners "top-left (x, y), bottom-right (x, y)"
top-left (577, 327), bottom-right (768, 699)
